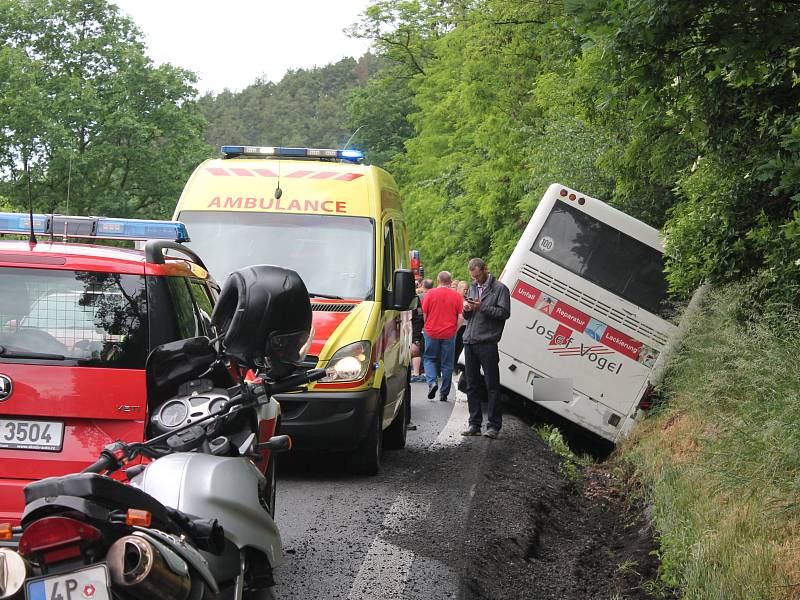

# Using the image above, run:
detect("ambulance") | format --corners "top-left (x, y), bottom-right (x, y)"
top-left (173, 146), bottom-right (416, 474)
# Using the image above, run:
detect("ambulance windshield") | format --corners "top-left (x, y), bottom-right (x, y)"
top-left (180, 211), bottom-right (376, 300)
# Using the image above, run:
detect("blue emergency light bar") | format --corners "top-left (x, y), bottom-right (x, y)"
top-left (0, 212), bottom-right (190, 243)
top-left (221, 145), bottom-right (365, 163)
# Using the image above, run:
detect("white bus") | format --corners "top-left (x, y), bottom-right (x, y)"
top-left (497, 183), bottom-right (676, 443)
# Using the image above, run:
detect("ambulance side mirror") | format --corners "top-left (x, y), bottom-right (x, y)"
top-left (389, 269), bottom-right (415, 310)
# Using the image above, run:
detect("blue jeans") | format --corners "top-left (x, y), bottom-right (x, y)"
top-left (422, 332), bottom-right (456, 399)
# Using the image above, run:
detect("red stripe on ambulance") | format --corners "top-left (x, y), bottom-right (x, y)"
top-left (205, 168), bottom-right (362, 181)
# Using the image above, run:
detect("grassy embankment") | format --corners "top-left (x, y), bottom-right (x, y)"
top-left (617, 284), bottom-right (800, 599)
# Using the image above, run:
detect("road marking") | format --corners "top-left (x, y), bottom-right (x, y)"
top-left (429, 379), bottom-right (469, 450)
top-left (348, 380), bottom-right (464, 599)
top-left (348, 493), bottom-right (431, 600)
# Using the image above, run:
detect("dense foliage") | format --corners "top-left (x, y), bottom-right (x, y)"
top-left (349, 0), bottom-right (799, 307)
top-left (198, 56), bottom-right (378, 152)
top-left (0, 0), bottom-right (209, 218)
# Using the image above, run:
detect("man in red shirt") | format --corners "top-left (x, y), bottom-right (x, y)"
top-left (421, 271), bottom-right (463, 401)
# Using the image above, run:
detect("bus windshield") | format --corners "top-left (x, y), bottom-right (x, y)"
top-left (179, 211), bottom-right (376, 300)
top-left (531, 201), bottom-right (668, 316)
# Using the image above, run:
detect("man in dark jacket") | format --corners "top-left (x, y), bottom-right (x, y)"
top-left (460, 258), bottom-right (511, 439)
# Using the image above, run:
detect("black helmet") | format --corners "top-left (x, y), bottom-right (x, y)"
top-left (211, 265), bottom-right (313, 376)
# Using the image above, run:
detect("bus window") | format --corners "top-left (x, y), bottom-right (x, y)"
top-left (531, 201), bottom-right (668, 316)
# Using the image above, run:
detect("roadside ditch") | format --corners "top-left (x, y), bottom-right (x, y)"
top-left (457, 414), bottom-right (677, 600)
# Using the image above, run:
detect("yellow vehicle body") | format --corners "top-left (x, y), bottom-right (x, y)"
top-left (173, 152), bottom-right (413, 473)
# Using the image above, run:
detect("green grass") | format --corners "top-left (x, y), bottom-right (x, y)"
top-left (536, 423), bottom-right (594, 480)
top-left (618, 283), bottom-right (800, 599)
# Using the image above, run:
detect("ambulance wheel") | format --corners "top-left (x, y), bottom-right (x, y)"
top-left (383, 380), bottom-right (409, 450)
top-left (350, 399), bottom-right (383, 476)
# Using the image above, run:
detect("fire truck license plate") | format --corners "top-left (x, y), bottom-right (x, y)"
top-left (26, 564), bottom-right (111, 600)
top-left (0, 419), bottom-right (64, 451)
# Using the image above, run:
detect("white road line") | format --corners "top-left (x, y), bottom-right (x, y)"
top-left (348, 493), bottom-right (431, 600)
top-left (429, 380), bottom-right (469, 450)
top-left (348, 381), bottom-right (465, 599)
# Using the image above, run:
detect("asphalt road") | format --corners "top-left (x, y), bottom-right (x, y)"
top-left (273, 378), bottom-right (488, 600)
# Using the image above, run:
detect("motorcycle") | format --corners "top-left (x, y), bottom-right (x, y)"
top-left (0, 265), bottom-right (326, 600)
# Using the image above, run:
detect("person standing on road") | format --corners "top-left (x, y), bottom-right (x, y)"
top-left (453, 279), bottom-right (468, 374)
top-left (421, 271), bottom-right (463, 402)
top-left (460, 258), bottom-right (511, 439)
top-left (410, 288), bottom-right (426, 383)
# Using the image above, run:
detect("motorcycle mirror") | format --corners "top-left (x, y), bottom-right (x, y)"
top-left (166, 425), bottom-right (206, 452)
top-left (256, 434), bottom-right (293, 454)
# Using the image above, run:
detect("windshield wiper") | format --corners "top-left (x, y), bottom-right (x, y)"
top-left (0, 345), bottom-right (66, 360)
top-left (309, 292), bottom-right (343, 300)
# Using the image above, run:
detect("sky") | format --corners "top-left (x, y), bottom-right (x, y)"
top-left (112, 1), bottom-right (374, 95)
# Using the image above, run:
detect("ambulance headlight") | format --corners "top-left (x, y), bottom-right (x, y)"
top-left (321, 341), bottom-right (371, 382)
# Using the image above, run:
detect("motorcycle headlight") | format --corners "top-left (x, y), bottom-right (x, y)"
top-left (320, 341), bottom-right (372, 383)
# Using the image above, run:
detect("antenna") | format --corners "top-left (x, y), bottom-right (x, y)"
top-left (25, 155), bottom-right (36, 245)
top-left (343, 125), bottom-right (364, 150)
top-left (275, 155), bottom-right (282, 200)
top-left (63, 152), bottom-right (73, 241)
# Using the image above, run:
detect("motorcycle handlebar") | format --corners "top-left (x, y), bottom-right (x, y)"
top-left (81, 454), bottom-right (114, 474)
top-left (264, 367), bottom-right (328, 395)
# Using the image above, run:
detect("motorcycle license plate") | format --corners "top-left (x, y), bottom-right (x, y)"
top-left (0, 419), bottom-right (64, 451)
top-left (26, 564), bottom-right (111, 600)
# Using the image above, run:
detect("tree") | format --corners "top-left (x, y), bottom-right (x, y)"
top-left (0, 0), bottom-right (209, 218)
top-left (579, 0), bottom-right (800, 305)
top-left (198, 56), bottom-right (375, 152)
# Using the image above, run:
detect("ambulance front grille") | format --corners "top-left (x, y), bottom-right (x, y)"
top-left (519, 263), bottom-right (669, 347)
top-left (310, 303), bottom-right (355, 313)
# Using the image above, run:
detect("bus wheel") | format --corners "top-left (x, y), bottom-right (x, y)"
top-left (350, 399), bottom-right (383, 475)
top-left (383, 381), bottom-right (409, 450)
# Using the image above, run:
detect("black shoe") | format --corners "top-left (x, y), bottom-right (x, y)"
top-left (460, 427), bottom-right (481, 436)
top-left (427, 383), bottom-right (439, 399)
top-left (439, 395), bottom-right (448, 402)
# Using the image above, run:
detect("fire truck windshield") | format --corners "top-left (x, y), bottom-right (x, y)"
top-left (0, 268), bottom-right (148, 367)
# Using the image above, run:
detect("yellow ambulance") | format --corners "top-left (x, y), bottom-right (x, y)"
top-left (173, 146), bottom-right (416, 474)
